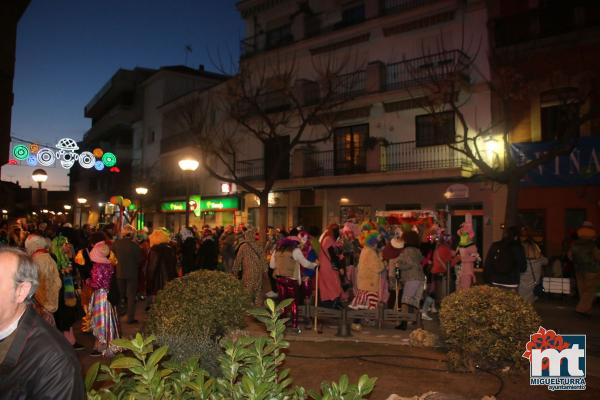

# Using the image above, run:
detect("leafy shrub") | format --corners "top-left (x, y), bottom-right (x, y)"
top-left (86, 299), bottom-right (377, 400)
top-left (145, 269), bottom-right (250, 371)
top-left (440, 285), bottom-right (541, 370)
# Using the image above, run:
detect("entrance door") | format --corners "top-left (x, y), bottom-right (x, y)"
top-left (297, 206), bottom-right (323, 232)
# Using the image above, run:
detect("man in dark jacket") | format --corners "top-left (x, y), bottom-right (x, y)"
top-left (0, 247), bottom-right (84, 399)
top-left (484, 226), bottom-right (527, 291)
top-left (112, 224), bottom-right (143, 323)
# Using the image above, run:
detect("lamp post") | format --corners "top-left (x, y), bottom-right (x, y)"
top-left (31, 168), bottom-right (48, 209)
top-left (77, 197), bottom-right (87, 227)
top-left (135, 186), bottom-right (148, 230)
top-left (178, 158), bottom-right (199, 228)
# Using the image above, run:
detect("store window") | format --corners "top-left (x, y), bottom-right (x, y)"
top-left (415, 111), bottom-right (455, 147)
top-left (334, 124), bottom-right (368, 174)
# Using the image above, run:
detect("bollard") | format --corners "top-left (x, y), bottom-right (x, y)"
top-left (335, 307), bottom-right (352, 337)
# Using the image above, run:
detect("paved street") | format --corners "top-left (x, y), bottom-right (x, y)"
top-left (76, 295), bottom-right (600, 399)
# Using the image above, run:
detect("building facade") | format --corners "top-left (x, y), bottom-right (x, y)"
top-left (488, 0), bottom-right (600, 258)
top-left (227, 0), bottom-right (500, 254)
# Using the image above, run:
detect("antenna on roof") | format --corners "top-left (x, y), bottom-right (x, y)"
top-left (184, 45), bottom-right (193, 66)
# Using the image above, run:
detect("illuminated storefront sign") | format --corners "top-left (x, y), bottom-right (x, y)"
top-left (160, 196), bottom-right (239, 214)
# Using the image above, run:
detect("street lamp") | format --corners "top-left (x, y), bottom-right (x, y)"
top-left (31, 168), bottom-right (48, 208)
top-left (77, 197), bottom-right (87, 227)
top-left (64, 204), bottom-right (72, 211)
top-left (135, 186), bottom-right (149, 230)
top-left (178, 158), bottom-right (199, 227)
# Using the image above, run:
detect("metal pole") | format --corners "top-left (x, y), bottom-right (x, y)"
top-left (79, 206), bottom-right (82, 228)
top-left (313, 267), bottom-right (319, 332)
top-left (185, 176), bottom-right (190, 228)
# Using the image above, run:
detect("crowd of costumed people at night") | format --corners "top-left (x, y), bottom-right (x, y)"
top-left (0, 212), bottom-right (597, 357)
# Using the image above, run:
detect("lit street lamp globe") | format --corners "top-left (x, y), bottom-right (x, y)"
top-left (64, 204), bottom-right (72, 210)
top-left (178, 158), bottom-right (199, 172)
top-left (31, 169), bottom-right (48, 183)
top-left (77, 197), bottom-right (87, 205)
top-left (135, 186), bottom-right (149, 195)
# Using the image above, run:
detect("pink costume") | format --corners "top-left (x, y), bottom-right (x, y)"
top-left (318, 235), bottom-right (344, 302)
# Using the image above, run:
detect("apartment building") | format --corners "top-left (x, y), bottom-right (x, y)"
top-left (229, 0), bottom-right (499, 253)
top-left (488, 0), bottom-right (600, 257)
top-left (72, 65), bottom-right (227, 227)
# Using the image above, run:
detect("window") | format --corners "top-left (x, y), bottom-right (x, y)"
top-left (341, 4), bottom-right (365, 27)
top-left (265, 25), bottom-right (292, 49)
top-left (541, 103), bottom-right (580, 141)
top-left (415, 111), bottom-right (455, 147)
top-left (264, 136), bottom-right (290, 180)
top-left (334, 124), bottom-right (368, 174)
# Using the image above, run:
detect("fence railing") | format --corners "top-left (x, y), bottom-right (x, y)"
top-left (384, 50), bottom-right (470, 91)
top-left (235, 158), bottom-right (264, 180)
top-left (304, 150), bottom-right (334, 177)
top-left (334, 70), bottom-right (366, 98)
top-left (382, 141), bottom-right (468, 171)
top-left (382, 0), bottom-right (433, 14)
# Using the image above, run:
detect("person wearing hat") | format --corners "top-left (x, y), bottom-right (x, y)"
top-left (349, 229), bottom-right (385, 312)
top-left (569, 222), bottom-right (600, 316)
top-left (88, 241), bottom-right (120, 357)
top-left (112, 224), bottom-right (143, 324)
top-left (146, 228), bottom-right (177, 305)
top-left (393, 230), bottom-right (425, 330)
top-left (455, 221), bottom-right (480, 291)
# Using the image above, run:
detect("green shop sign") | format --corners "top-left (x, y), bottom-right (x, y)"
top-left (160, 196), bottom-right (238, 216)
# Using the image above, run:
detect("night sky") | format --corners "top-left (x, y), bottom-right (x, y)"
top-left (4, 0), bottom-right (243, 189)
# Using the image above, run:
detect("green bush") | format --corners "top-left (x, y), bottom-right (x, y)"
top-left (440, 285), bottom-right (541, 371)
top-left (86, 299), bottom-right (377, 400)
top-left (145, 270), bottom-right (250, 372)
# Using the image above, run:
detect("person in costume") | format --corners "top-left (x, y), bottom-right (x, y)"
top-left (50, 235), bottom-right (83, 350)
top-left (233, 227), bottom-right (267, 306)
top-left (341, 222), bottom-right (361, 297)
top-left (317, 224), bottom-right (344, 308)
top-left (519, 227), bottom-right (547, 303)
top-left (297, 230), bottom-right (318, 304)
top-left (180, 227), bottom-right (198, 274)
top-left (73, 231), bottom-right (108, 333)
top-left (455, 221), bottom-right (480, 291)
top-left (393, 230), bottom-right (425, 330)
top-left (270, 236), bottom-right (318, 331)
top-left (350, 227), bottom-right (385, 311)
top-left (24, 234), bottom-right (62, 327)
top-left (88, 241), bottom-right (120, 357)
top-left (146, 228), bottom-right (177, 304)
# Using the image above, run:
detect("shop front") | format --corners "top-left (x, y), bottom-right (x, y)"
top-left (158, 195), bottom-right (240, 232)
top-left (515, 137), bottom-right (600, 258)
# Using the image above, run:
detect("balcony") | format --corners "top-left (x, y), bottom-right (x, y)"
top-left (382, 0), bottom-right (436, 15)
top-left (381, 141), bottom-right (468, 171)
top-left (235, 158), bottom-right (264, 180)
top-left (83, 104), bottom-right (136, 144)
top-left (384, 50), bottom-right (470, 91)
top-left (334, 70), bottom-right (367, 98)
top-left (236, 140), bottom-right (469, 184)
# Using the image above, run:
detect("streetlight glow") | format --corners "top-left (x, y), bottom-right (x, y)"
top-left (64, 204), bottom-right (72, 210)
top-left (98, 202), bottom-right (104, 207)
top-left (178, 158), bottom-right (199, 172)
top-left (77, 197), bottom-right (87, 204)
top-left (31, 169), bottom-right (48, 183)
top-left (135, 186), bottom-right (149, 195)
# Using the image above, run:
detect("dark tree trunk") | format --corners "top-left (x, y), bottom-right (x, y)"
top-left (258, 192), bottom-right (269, 246)
top-left (503, 174), bottom-right (521, 228)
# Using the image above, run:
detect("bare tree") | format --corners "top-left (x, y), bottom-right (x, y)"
top-left (176, 51), bottom-right (363, 241)
top-left (406, 35), bottom-right (599, 227)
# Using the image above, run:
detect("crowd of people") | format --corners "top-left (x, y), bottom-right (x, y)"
top-left (0, 216), bottom-right (598, 396)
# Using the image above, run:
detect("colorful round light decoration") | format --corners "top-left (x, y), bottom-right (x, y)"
top-left (102, 152), bottom-right (117, 167)
top-left (29, 144), bottom-right (40, 154)
top-left (26, 155), bottom-right (38, 167)
top-left (12, 144), bottom-right (29, 161)
top-left (37, 148), bottom-right (56, 166)
top-left (122, 198), bottom-right (131, 208)
top-left (92, 148), bottom-right (103, 158)
top-left (78, 151), bottom-right (95, 169)
top-left (8, 159), bottom-right (17, 165)
top-left (94, 161), bottom-right (104, 171)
